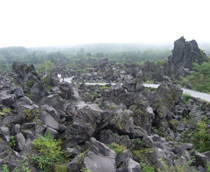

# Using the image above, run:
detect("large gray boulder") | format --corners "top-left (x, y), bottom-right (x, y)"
top-left (40, 105), bottom-right (60, 130)
top-left (67, 137), bottom-right (116, 172)
top-left (116, 150), bottom-right (141, 172)
top-left (110, 109), bottom-right (147, 138)
top-left (64, 103), bottom-right (102, 147)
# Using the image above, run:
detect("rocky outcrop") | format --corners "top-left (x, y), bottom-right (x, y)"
top-left (12, 62), bottom-right (47, 102)
top-left (165, 36), bottom-right (208, 78)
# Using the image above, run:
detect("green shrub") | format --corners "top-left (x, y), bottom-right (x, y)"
top-left (192, 120), bottom-right (210, 152)
top-left (32, 133), bottom-right (64, 172)
top-left (13, 157), bottom-right (31, 172)
top-left (181, 93), bottom-right (192, 104)
top-left (41, 77), bottom-right (51, 90)
top-left (9, 135), bottom-right (16, 148)
top-left (181, 62), bottom-right (210, 93)
top-left (1, 164), bottom-right (9, 172)
top-left (141, 162), bottom-right (155, 172)
top-left (108, 143), bottom-right (126, 155)
top-left (207, 162), bottom-right (210, 172)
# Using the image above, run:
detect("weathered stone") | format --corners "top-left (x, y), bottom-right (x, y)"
top-left (165, 37), bottom-right (208, 78)
top-left (64, 104), bottom-right (102, 147)
top-left (15, 133), bottom-right (26, 151)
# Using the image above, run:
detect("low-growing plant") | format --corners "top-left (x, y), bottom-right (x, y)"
top-left (1, 164), bottom-right (9, 172)
top-left (140, 162), bottom-right (155, 172)
top-left (206, 162), bottom-right (210, 172)
top-left (9, 135), bottom-right (16, 148)
top-left (136, 138), bottom-right (143, 146)
top-left (192, 119), bottom-right (210, 152)
top-left (181, 93), bottom-right (192, 104)
top-left (27, 80), bottom-right (33, 89)
top-left (108, 143), bottom-right (126, 155)
top-left (32, 133), bottom-right (65, 172)
top-left (99, 85), bottom-right (110, 91)
top-left (54, 164), bottom-right (67, 172)
top-left (24, 109), bottom-right (33, 121)
top-left (0, 108), bottom-right (12, 116)
top-left (13, 157), bottom-right (31, 172)
top-left (81, 168), bottom-right (93, 172)
top-left (26, 93), bottom-right (32, 100)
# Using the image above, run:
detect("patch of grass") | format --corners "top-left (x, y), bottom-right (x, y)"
top-left (108, 143), bottom-right (126, 155)
top-left (0, 108), bottom-right (12, 116)
top-left (24, 109), bottom-right (33, 121)
top-left (27, 80), bottom-right (33, 89)
top-left (181, 93), bottom-right (192, 104)
top-left (145, 80), bottom-right (154, 84)
top-left (54, 164), bottom-right (67, 172)
top-left (99, 86), bottom-right (110, 91)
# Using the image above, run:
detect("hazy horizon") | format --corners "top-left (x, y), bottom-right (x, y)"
top-left (0, 0), bottom-right (210, 48)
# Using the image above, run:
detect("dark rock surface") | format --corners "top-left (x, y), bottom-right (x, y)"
top-left (165, 36), bottom-right (208, 78)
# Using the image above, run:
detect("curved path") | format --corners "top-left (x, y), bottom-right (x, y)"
top-left (63, 76), bottom-right (210, 102)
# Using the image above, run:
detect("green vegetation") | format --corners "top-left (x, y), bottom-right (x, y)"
top-left (192, 118), bottom-right (210, 152)
top-left (108, 143), bottom-right (126, 155)
top-left (54, 164), bottom-right (67, 172)
top-left (181, 62), bottom-right (210, 93)
top-left (98, 85), bottom-right (111, 91)
top-left (32, 133), bottom-right (66, 172)
top-left (9, 136), bottom-right (16, 148)
top-left (180, 116), bottom-right (210, 153)
top-left (76, 149), bottom-right (89, 165)
top-left (81, 168), bottom-right (93, 172)
top-left (136, 138), bottom-right (143, 146)
top-left (159, 158), bottom-right (197, 172)
top-left (145, 80), bottom-right (154, 84)
top-left (13, 157), bottom-right (31, 172)
top-left (26, 93), bottom-right (32, 100)
top-left (26, 80), bottom-right (33, 89)
top-left (207, 162), bottom-right (210, 172)
top-left (36, 61), bottom-right (55, 74)
top-left (0, 108), bottom-right (12, 116)
top-left (1, 164), bottom-right (9, 172)
top-left (140, 162), bottom-right (155, 172)
top-left (24, 109), bottom-right (33, 121)
top-left (181, 93), bottom-right (192, 104)
top-left (41, 77), bottom-right (51, 90)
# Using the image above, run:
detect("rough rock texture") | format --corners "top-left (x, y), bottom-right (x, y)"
top-left (12, 62), bottom-right (47, 102)
top-left (67, 137), bottom-right (116, 172)
top-left (165, 36), bottom-right (208, 78)
top-left (64, 103), bottom-right (102, 147)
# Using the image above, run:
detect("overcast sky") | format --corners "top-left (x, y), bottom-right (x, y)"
top-left (0, 0), bottom-right (209, 47)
